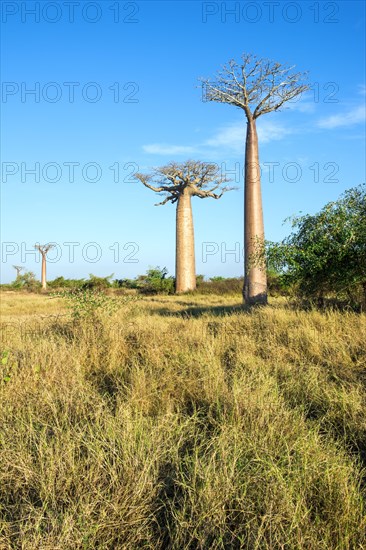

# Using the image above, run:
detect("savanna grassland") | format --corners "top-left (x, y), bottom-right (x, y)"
top-left (0, 290), bottom-right (365, 549)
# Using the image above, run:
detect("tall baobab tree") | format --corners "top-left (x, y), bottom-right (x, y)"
top-left (35, 244), bottom-right (54, 290)
top-left (13, 265), bottom-right (24, 279)
top-left (135, 161), bottom-right (233, 292)
top-left (201, 54), bottom-right (309, 305)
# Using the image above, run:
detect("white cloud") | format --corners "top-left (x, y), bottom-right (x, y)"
top-left (256, 119), bottom-right (293, 144)
top-left (142, 144), bottom-right (197, 155)
top-left (204, 122), bottom-right (245, 153)
top-left (205, 119), bottom-right (292, 150)
top-left (286, 95), bottom-right (316, 114)
top-left (290, 101), bottom-right (316, 114)
top-left (317, 105), bottom-right (366, 129)
top-left (142, 119), bottom-right (292, 157)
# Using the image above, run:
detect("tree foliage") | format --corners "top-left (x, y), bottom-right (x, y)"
top-left (138, 266), bottom-right (175, 294)
top-left (82, 273), bottom-right (114, 290)
top-left (11, 271), bottom-right (40, 291)
top-left (54, 289), bottom-right (121, 321)
top-left (267, 185), bottom-right (366, 306)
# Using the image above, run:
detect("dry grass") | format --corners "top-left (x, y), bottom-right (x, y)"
top-left (0, 291), bottom-right (365, 549)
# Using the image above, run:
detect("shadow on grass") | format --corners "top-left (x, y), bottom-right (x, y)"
top-left (153, 297), bottom-right (364, 319)
top-left (153, 303), bottom-right (261, 319)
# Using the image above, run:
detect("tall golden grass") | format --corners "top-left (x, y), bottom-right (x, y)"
top-left (0, 291), bottom-right (365, 549)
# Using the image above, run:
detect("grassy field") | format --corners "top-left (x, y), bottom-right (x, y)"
top-left (0, 290), bottom-right (365, 549)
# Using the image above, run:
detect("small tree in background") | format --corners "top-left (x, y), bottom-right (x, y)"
top-left (35, 244), bottom-right (54, 290)
top-left (201, 53), bottom-right (309, 305)
top-left (136, 161), bottom-right (233, 293)
top-left (12, 266), bottom-right (24, 281)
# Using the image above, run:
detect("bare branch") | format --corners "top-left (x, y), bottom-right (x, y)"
top-left (135, 173), bottom-right (165, 193)
top-left (155, 195), bottom-right (178, 206)
top-left (136, 160), bottom-right (235, 205)
top-left (200, 53), bottom-right (309, 120)
top-left (196, 185), bottom-right (238, 199)
top-left (35, 243), bottom-right (54, 256)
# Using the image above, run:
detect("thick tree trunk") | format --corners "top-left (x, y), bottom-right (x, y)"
top-left (243, 117), bottom-right (267, 305)
top-left (41, 255), bottom-right (47, 290)
top-left (175, 188), bottom-right (196, 292)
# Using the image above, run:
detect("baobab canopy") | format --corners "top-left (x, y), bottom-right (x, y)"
top-left (135, 161), bottom-right (234, 206)
top-left (201, 53), bottom-right (309, 119)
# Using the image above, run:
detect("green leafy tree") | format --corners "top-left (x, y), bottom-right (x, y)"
top-left (267, 185), bottom-right (366, 308)
top-left (12, 271), bottom-right (40, 291)
top-left (139, 266), bottom-right (175, 294)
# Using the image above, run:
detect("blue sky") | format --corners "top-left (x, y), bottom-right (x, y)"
top-left (1, 0), bottom-right (365, 282)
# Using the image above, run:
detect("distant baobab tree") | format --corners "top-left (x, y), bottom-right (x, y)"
top-left (201, 54), bottom-right (309, 305)
top-left (35, 244), bottom-right (54, 290)
top-left (135, 161), bottom-right (233, 292)
top-left (13, 265), bottom-right (24, 279)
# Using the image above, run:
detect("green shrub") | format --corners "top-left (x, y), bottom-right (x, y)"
top-left (53, 289), bottom-right (120, 321)
top-left (113, 278), bottom-right (139, 289)
top-left (11, 271), bottom-right (40, 292)
top-left (82, 274), bottom-right (114, 291)
top-left (138, 267), bottom-right (175, 295)
top-left (193, 277), bottom-right (243, 295)
top-left (47, 277), bottom-right (85, 290)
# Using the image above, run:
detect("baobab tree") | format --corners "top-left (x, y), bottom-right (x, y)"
top-left (135, 161), bottom-right (233, 292)
top-left (12, 265), bottom-right (24, 280)
top-left (35, 244), bottom-right (54, 290)
top-left (201, 54), bottom-right (309, 305)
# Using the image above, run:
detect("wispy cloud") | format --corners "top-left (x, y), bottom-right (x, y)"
top-left (317, 105), bottom-right (366, 129)
top-left (142, 119), bottom-right (293, 157)
top-left (142, 144), bottom-right (196, 155)
top-left (256, 119), bottom-right (293, 144)
top-left (204, 119), bottom-right (292, 149)
top-left (286, 94), bottom-right (316, 114)
top-left (204, 122), bottom-right (244, 153)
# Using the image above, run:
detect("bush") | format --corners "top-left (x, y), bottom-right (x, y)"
top-left (113, 278), bottom-right (139, 290)
top-left (47, 277), bottom-right (85, 290)
top-left (138, 267), bottom-right (175, 295)
top-left (11, 271), bottom-right (40, 292)
top-left (267, 269), bottom-right (291, 297)
top-left (193, 277), bottom-right (243, 295)
top-left (53, 288), bottom-right (120, 321)
top-left (82, 274), bottom-right (113, 291)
